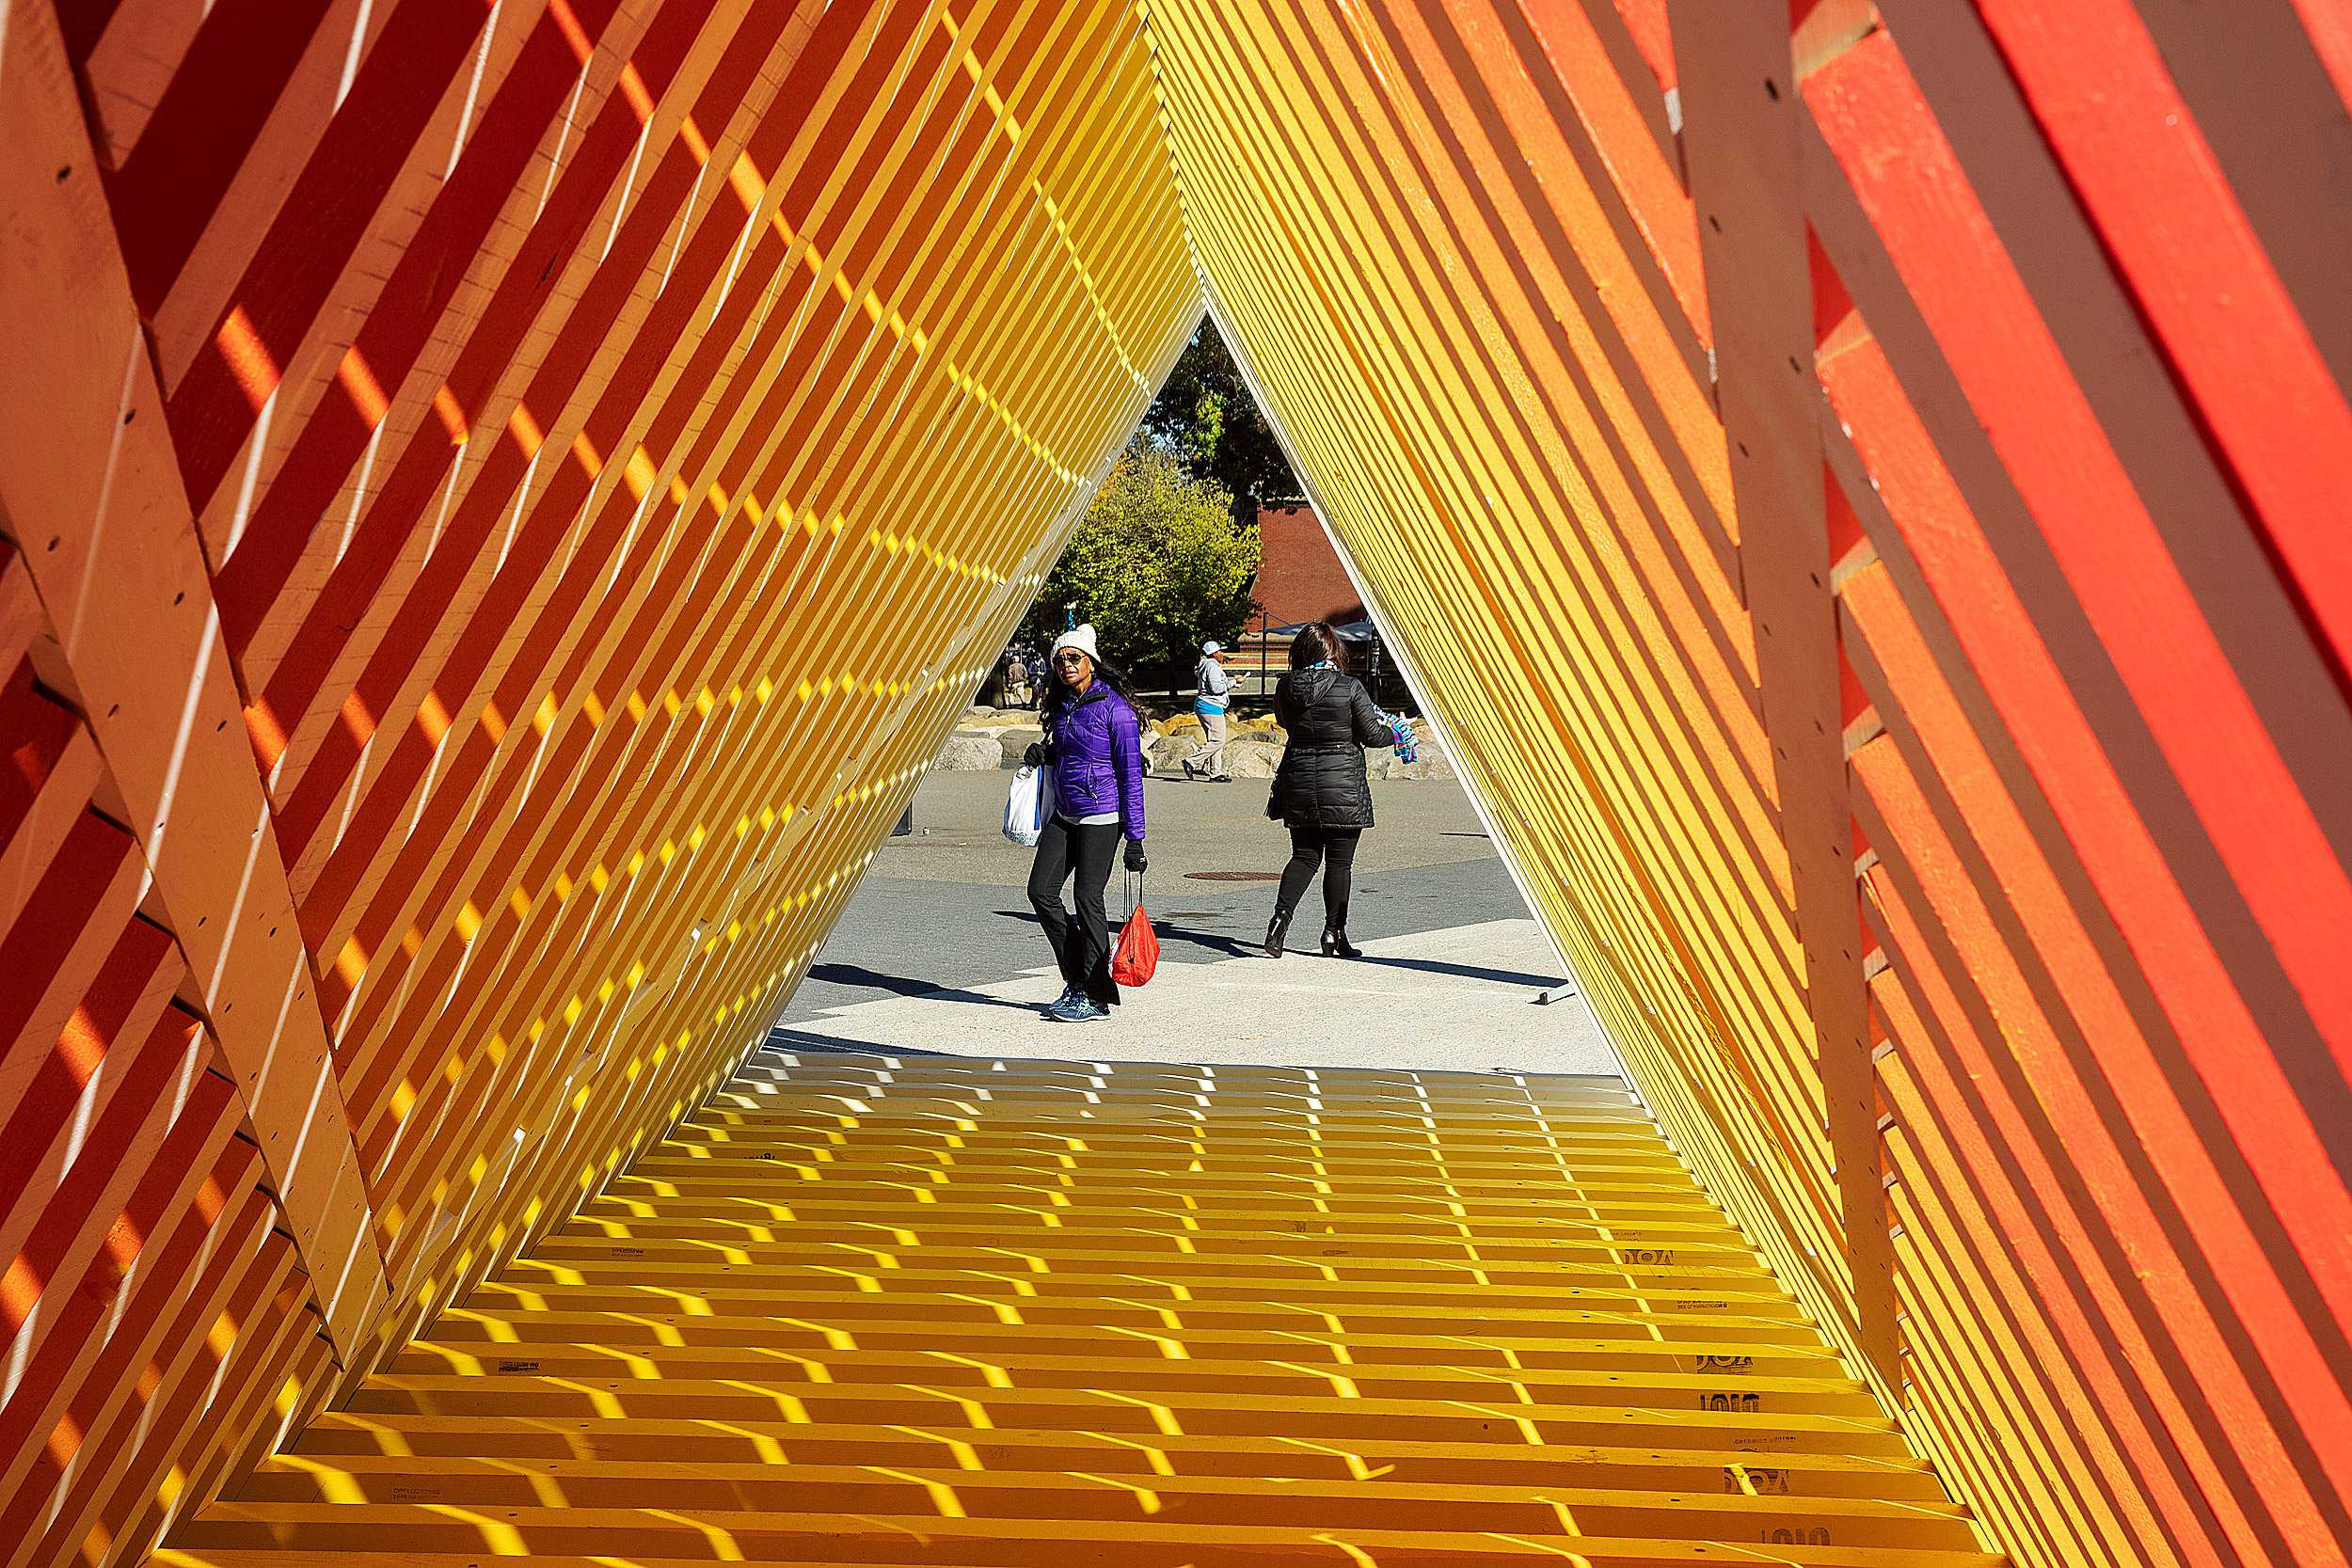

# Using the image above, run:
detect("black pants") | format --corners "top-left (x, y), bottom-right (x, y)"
top-left (1029, 816), bottom-right (1122, 1006)
top-left (1279, 824), bottom-right (1362, 926)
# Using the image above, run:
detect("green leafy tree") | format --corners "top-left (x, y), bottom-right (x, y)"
top-left (1022, 446), bottom-right (1261, 669)
top-left (1140, 319), bottom-right (1299, 519)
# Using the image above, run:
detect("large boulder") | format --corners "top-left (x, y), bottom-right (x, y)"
top-left (932, 732), bottom-right (1002, 770)
top-left (997, 726), bottom-right (1044, 765)
top-left (1149, 735), bottom-right (1198, 773)
top-left (1371, 744), bottom-right (1454, 781)
top-left (1223, 745), bottom-right (1281, 779)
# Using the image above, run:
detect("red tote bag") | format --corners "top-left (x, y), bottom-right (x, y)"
top-left (1111, 874), bottom-right (1158, 987)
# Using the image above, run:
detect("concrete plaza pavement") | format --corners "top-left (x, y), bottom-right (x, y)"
top-left (769, 766), bottom-right (1625, 1079)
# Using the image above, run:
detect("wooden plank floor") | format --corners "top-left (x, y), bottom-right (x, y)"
top-left (159, 1051), bottom-right (2000, 1566)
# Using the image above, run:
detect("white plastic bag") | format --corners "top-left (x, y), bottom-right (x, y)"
top-left (1003, 764), bottom-right (1050, 847)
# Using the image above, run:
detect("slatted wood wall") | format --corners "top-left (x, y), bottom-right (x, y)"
top-left (0, 2), bottom-right (1194, 1561)
top-left (1144, 4), bottom-right (2352, 1566)
top-left (3, 2), bottom-right (2347, 1566)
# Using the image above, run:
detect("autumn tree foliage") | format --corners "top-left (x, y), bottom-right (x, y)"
top-left (1021, 445), bottom-right (1261, 667)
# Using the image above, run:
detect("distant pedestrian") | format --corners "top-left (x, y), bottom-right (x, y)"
top-left (1263, 621), bottom-right (1391, 958)
top-left (1183, 640), bottom-right (1232, 783)
top-left (1023, 625), bottom-right (1150, 1022)
top-left (1005, 651), bottom-right (1029, 708)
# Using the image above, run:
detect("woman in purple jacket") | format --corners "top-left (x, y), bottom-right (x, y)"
top-left (1022, 625), bottom-right (1149, 1022)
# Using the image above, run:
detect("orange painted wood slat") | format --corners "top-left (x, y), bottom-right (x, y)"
top-left (0, 0), bottom-right (388, 1354)
top-left (1807, 28), bottom-right (2352, 1111)
top-left (1670, 0), bottom-right (1892, 1382)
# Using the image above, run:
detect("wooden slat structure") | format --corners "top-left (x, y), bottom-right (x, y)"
top-left (172, 1052), bottom-right (1995, 1565)
top-left (0, 1), bottom-right (2344, 1565)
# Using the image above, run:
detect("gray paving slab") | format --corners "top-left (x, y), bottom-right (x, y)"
top-left (782, 768), bottom-right (1544, 1020)
top-left (769, 918), bottom-right (1623, 1079)
top-left (769, 767), bottom-right (1626, 1084)
top-left (781, 856), bottom-right (1542, 1019)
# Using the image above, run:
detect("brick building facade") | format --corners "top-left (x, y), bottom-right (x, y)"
top-left (1249, 504), bottom-right (1362, 627)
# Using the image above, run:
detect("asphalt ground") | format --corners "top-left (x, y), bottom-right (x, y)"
top-left (777, 764), bottom-right (1552, 1022)
top-left (767, 917), bottom-right (1620, 1077)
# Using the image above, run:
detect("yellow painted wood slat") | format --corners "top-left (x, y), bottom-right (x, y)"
top-left (160, 1052), bottom-right (1991, 1566)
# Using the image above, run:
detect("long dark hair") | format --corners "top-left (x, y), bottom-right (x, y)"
top-left (1041, 648), bottom-right (1142, 719)
top-left (1288, 621), bottom-right (1345, 671)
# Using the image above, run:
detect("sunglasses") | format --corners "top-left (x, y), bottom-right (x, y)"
top-left (1052, 652), bottom-right (1088, 665)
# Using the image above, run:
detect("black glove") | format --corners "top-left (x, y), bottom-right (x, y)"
top-left (1123, 840), bottom-right (1148, 874)
top-left (1023, 742), bottom-right (1047, 767)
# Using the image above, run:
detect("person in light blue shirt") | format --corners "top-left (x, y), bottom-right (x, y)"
top-left (1183, 640), bottom-right (1233, 783)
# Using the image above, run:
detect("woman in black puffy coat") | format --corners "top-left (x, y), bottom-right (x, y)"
top-left (1263, 622), bottom-right (1392, 958)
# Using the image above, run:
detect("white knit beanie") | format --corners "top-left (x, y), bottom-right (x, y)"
top-left (1051, 624), bottom-right (1100, 663)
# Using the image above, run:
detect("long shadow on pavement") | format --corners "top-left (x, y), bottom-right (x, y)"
top-left (1150, 924), bottom-right (1258, 959)
top-left (1347, 954), bottom-right (1562, 990)
top-left (993, 908), bottom-right (1257, 957)
top-left (800, 974), bottom-right (1046, 1016)
top-left (808, 962), bottom-right (953, 997)
top-left (763, 1033), bottom-right (960, 1057)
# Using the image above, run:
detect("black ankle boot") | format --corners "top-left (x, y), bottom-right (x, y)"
top-left (1321, 908), bottom-right (1359, 958)
top-left (1263, 903), bottom-right (1295, 958)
